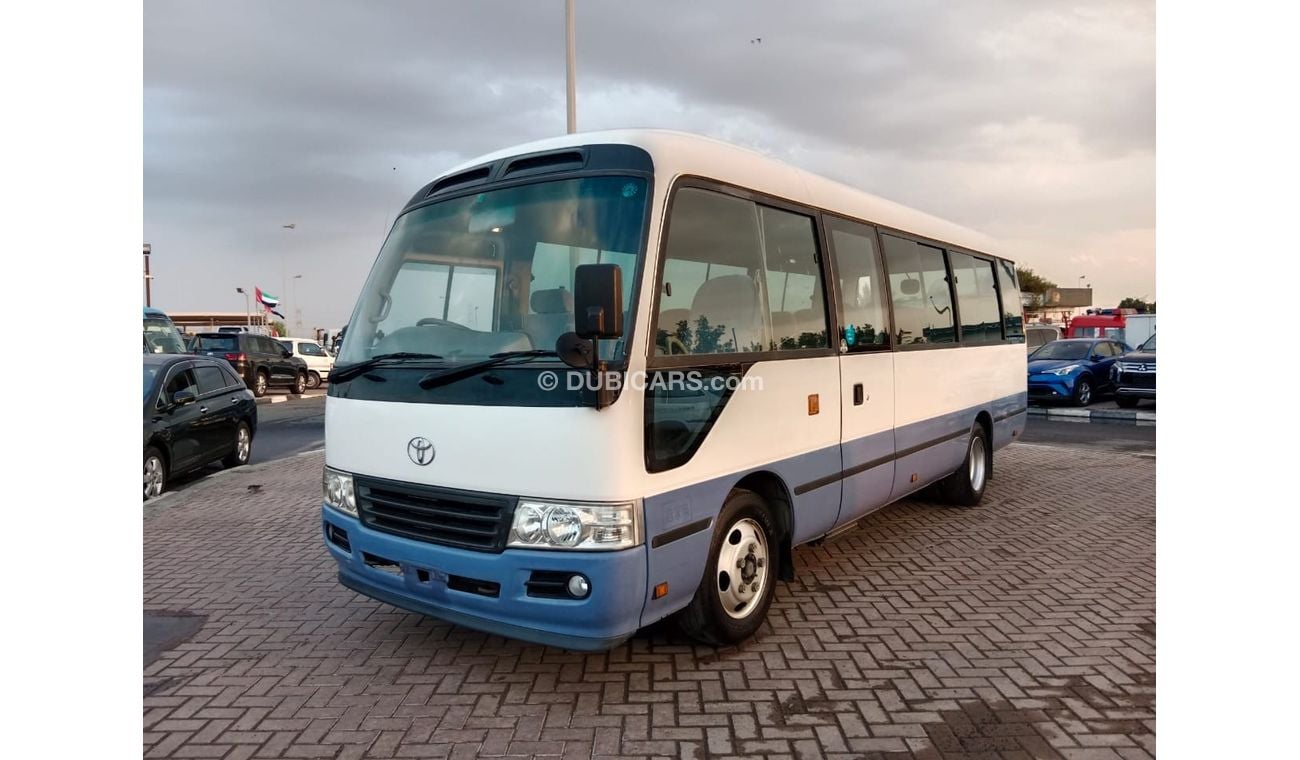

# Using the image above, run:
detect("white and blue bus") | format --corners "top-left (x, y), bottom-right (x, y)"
top-left (143, 307), bottom-right (187, 354)
top-left (323, 130), bottom-right (1026, 650)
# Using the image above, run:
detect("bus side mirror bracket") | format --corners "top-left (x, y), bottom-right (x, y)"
top-left (558, 263), bottom-right (624, 409)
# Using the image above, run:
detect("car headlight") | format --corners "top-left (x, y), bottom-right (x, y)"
top-left (322, 467), bottom-right (356, 516)
top-left (1047, 364), bottom-right (1080, 376)
top-left (508, 500), bottom-right (642, 550)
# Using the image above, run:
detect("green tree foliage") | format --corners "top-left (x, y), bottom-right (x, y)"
top-left (269, 319), bottom-right (287, 337)
top-left (1016, 267), bottom-right (1058, 309)
top-left (1118, 297), bottom-right (1155, 313)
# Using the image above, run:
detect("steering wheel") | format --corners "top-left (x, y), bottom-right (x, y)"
top-left (664, 335), bottom-right (689, 355)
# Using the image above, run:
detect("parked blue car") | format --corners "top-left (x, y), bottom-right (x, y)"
top-left (1027, 338), bottom-right (1132, 406)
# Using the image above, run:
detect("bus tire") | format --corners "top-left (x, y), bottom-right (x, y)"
top-left (677, 488), bottom-right (780, 646)
top-left (940, 424), bottom-right (989, 507)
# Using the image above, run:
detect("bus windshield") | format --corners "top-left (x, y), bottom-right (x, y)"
top-left (338, 175), bottom-right (648, 366)
top-left (144, 316), bottom-right (186, 354)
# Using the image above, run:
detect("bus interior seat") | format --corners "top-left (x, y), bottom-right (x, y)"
top-left (522, 287), bottom-right (575, 352)
top-left (769, 311), bottom-right (797, 343)
top-left (689, 275), bottom-right (765, 352)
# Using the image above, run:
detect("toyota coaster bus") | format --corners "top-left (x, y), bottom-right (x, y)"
top-left (322, 130), bottom-right (1027, 650)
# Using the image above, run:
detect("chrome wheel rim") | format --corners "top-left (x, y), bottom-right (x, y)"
top-left (256, 374), bottom-right (267, 394)
top-left (716, 518), bottom-right (769, 620)
top-left (307, 372), bottom-right (320, 389)
top-left (236, 426), bottom-right (250, 463)
top-left (1078, 381), bottom-right (1091, 404)
top-left (295, 374), bottom-right (305, 393)
top-left (144, 455), bottom-right (164, 499)
top-left (968, 436), bottom-right (987, 492)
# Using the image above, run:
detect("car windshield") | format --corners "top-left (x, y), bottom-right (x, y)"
top-left (338, 175), bottom-right (648, 366)
top-left (1030, 341), bottom-right (1091, 361)
top-left (1140, 334), bottom-right (1156, 351)
top-left (195, 336), bottom-right (238, 352)
top-left (144, 365), bottom-right (161, 398)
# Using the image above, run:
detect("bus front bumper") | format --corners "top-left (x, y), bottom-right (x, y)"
top-left (322, 506), bottom-right (647, 651)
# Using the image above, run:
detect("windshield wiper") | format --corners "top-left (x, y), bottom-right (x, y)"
top-left (331, 352), bottom-right (444, 383)
top-left (418, 350), bottom-right (558, 390)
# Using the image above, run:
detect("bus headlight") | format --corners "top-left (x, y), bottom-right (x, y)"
top-left (508, 500), bottom-right (642, 550)
top-left (323, 467), bottom-right (357, 516)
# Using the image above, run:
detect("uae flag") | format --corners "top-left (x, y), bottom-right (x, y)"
top-left (256, 287), bottom-right (285, 319)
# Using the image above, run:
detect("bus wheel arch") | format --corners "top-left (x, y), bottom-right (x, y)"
top-left (733, 471), bottom-right (795, 582)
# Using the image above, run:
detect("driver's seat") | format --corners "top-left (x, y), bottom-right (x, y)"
top-left (522, 287), bottom-right (574, 351)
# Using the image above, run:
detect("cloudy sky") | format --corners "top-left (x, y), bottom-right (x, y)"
top-left (144, 0), bottom-right (1154, 331)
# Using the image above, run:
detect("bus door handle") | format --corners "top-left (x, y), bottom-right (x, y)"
top-left (853, 383), bottom-right (865, 405)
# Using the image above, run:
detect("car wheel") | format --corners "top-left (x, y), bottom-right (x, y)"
top-left (939, 423), bottom-right (990, 507)
top-left (1115, 396), bottom-right (1139, 409)
top-left (676, 488), bottom-right (780, 646)
top-left (222, 421), bottom-right (252, 468)
top-left (292, 372), bottom-right (307, 395)
top-left (306, 371), bottom-right (322, 390)
top-left (144, 447), bottom-right (166, 501)
top-left (253, 371), bottom-right (269, 398)
top-left (1073, 376), bottom-right (1093, 407)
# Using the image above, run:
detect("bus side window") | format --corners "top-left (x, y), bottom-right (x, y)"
top-left (882, 234), bottom-right (955, 345)
top-left (825, 218), bottom-right (889, 349)
top-left (758, 206), bottom-right (827, 351)
top-left (654, 188), bottom-right (768, 355)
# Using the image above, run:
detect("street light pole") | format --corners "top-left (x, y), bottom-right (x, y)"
top-left (565, 0), bottom-right (577, 133)
top-left (143, 243), bottom-right (153, 306)
top-left (236, 287), bottom-right (251, 328)
top-left (292, 274), bottom-right (303, 336)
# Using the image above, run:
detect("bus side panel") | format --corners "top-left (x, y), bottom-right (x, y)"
top-left (639, 357), bottom-right (842, 625)
top-left (639, 447), bottom-right (836, 628)
top-left (991, 391), bottom-right (1028, 450)
top-left (891, 345), bottom-right (1025, 499)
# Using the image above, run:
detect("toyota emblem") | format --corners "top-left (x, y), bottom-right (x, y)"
top-left (407, 437), bottom-right (435, 466)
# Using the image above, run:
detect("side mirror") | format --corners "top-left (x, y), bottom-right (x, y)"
top-left (172, 390), bottom-right (197, 408)
top-left (573, 263), bottom-right (623, 339)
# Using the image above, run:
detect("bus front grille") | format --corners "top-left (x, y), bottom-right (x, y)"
top-left (354, 476), bottom-right (514, 552)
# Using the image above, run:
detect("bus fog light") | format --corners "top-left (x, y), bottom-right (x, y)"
top-left (567, 574), bottom-right (591, 599)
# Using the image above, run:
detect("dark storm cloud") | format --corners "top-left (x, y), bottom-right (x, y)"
top-left (145, 0), bottom-right (1153, 326)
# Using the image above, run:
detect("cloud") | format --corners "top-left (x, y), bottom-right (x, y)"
top-left (145, 0), bottom-right (1153, 326)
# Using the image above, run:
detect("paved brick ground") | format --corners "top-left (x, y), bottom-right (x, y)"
top-left (144, 444), bottom-right (1155, 759)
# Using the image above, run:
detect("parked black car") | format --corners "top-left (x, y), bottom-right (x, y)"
top-left (144, 354), bottom-right (258, 500)
top-left (1111, 333), bottom-right (1156, 408)
top-left (190, 332), bottom-right (309, 397)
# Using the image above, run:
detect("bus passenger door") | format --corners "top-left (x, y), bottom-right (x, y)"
top-left (824, 217), bottom-right (896, 527)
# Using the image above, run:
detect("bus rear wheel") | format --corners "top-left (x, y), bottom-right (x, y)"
top-left (939, 424), bottom-right (989, 507)
top-left (677, 488), bottom-right (780, 646)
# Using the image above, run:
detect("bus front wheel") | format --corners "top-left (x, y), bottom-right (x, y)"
top-left (677, 489), bottom-right (780, 646)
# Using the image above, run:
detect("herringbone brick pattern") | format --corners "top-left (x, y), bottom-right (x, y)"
top-left (144, 444), bottom-right (1155, 759)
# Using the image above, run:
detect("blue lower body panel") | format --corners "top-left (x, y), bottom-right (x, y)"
top-left (322, 507), bottom-right (646, 651)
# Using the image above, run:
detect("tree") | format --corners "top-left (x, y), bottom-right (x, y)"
top-left (1118, 297), bottom-right (1155, 314)
top-left (1016, 267), bottom-right (1058, 310)
top-left (269, 319), bottom-right (287, 337)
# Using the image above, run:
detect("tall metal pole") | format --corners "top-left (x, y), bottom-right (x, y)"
top-left (143, 243), bottom-right (152, 306)
top-left (565, 0), bottom-right (577, 134)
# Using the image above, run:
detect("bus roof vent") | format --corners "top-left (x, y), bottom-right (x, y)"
top-left (502, 150), bottom-right (586, 178)
top-left (427, 165), bottom-right (492, 197)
